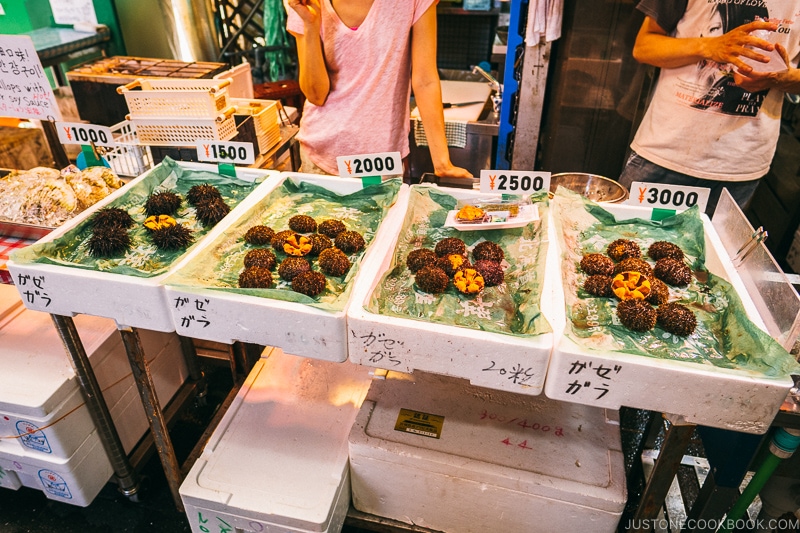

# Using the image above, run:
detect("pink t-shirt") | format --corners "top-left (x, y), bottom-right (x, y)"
top-left (286, 0), bottom-right (436, 174)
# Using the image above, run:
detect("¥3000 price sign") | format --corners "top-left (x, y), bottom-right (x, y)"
top-left (626, 181), bottom-right (710, 213)
top-left (480, 170), bottom-right (551, 194)
top-left (196, 140), bottom-right (255, 165)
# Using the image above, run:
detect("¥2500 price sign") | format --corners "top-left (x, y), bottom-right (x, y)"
top-left (480, 170), bottom-right (551, 194)
top-left (196, 140), bottom-right (255, 165)
top-left (336, 152), bottom-right (402, 178)
top-left (625, 181), bottom-right (710, 213)
top-left (56, 121), bottom-right (116, 147)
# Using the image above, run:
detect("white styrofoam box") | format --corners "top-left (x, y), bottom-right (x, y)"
top-left (348, 370), bottom-right (627, 533)
top-left (0, 303), bottom-right (188, 459)
top-left (347, 185), bottom-right (558, 395)
top-left (6, 162), bottom-right (282, 331)
top-left (0, 429), bottom-right (113, 507)
top-left (545, 203), bottom-right (794, 434)
top-left (180, 348), bottom-right (374, 533)
top-left (163, 174), bottom-right (409, 363)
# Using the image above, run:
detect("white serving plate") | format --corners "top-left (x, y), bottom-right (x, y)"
top-left (163, 174), bottom-right (408, 362)
top-left (544, 203), bottom-right (794, 434)
top-left (7, 162), bottom-right (281, 331)
top-left (347, 185), bottom-right (558, 396)
top-left (443, 203), bottom-right (539, 231)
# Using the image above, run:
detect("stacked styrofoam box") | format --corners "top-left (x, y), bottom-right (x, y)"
top-left (348, 370), bottom-right (627, 533)
top-left (180, 349), bottom-right (374, 533)
top-left (0, 285), bottom-right (188, 506)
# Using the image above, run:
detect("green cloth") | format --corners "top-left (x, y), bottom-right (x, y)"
top-left (551, 188), bottom-right (800, 377)
top-left (11, 158), bottom-right (261, 278)
top-left (165, 177), bottom-right (401, 313)
top-left (367, 185), bottom-right (552, 337)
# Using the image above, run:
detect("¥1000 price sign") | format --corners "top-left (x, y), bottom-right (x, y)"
top-left (196, 140), bottom-right (255, 165)
top-left (56, 122), bottom-right (116, 147)
top-left (626, 181), bottom-right (710, 213)
top-left (480, 170), bottom-right (551, 194)
top-left (336, 152), bottom-right (403, 178)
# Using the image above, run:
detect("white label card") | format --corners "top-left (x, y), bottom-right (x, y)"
top-left (195, 140), bottom-right (255, 165)
top-left (0, 35), bottom-right (62, 121)
top-left (625, 181), bottom-right (710, 213)
top-left (479, 170), bottom-right (551, 194)
top-left (56, 121), bottom-right (116, 147)
top-left (336, 152), bottom-right (403, 178)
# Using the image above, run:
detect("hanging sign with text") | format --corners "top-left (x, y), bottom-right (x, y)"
top-left (0, 35), bottom-right (63, 122)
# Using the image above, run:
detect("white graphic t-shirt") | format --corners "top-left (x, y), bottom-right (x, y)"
top-left (631, 0), bottom-right (800, 181)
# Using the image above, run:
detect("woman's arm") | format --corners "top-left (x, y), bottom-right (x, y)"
top-left (287, 0), bottom-right (330, 105)
top-left (410, 4), bottom-right (472, 178)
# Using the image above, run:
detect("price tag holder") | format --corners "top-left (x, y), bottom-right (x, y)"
top-left (56, 121), bottom-right (116, 147)
top-left (479, 170), bottom-right (551, 194)
top-left (336, 152), bottom-right (403, 180)
top-left (625, 181), bottom-right (710, 217)
top-left (196, 140), bottom-right (255, 165)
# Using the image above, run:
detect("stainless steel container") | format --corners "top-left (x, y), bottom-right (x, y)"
top-left (549, 172), bottom-right (629, 203)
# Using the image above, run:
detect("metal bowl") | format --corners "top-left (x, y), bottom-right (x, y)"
top-left (549, 172), bottom-right (629, 203)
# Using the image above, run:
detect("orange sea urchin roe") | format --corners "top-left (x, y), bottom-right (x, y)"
top-left (456, 205), bottom-right (485, 221)
top-left (283, 234), bottom-right (313, 256)
top-left (454, 268), bottom-right (485, 294)
top-left (611, 271), bottom-right (651, 300)
top-left (144, 214), bottom-right (177, 231)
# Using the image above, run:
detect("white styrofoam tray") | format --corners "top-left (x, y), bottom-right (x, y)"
top-left (163, 174), bottom-right (409, 363)
top-left (347, 185), bottom-right (558, 395)
top-left (349, 370), bottom-right (627, 533)
top-left (180, 348), bottom-right (374, 533)
top-left (544, 203), bottom-right (794, 434)
top-left (7, 162), bottom-right (281, 331)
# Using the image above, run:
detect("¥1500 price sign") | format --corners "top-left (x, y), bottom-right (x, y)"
top-left (56, 121), bottom-right (116, 147)
top-left (336, 152), bottom-right (402, 178)
top-left (626, 181), bottom-right (710, 213)
top-left (196, 140), bottom-right (255, 165)
top-left (480, 170), bottom-right (551, 194)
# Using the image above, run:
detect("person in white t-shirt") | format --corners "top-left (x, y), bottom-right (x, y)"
top-left (285, 0), bottom-right (472, 179)
top-left (618, 0), bottom-right (800, 215)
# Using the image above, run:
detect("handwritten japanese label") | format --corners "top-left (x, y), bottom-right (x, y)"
top-left (564, 359), bottom-right (623, 401)
top-left (174, 296), bottom-right (212, 330)
top-left (15, 273), bottom-right (51, 308)
top-left (479, 409), bottom-right (564, 437)
top-left (0, 35), bottom-right (62, 121)
top-left (351, 329), bottom-right (407, 367)
top-left (196, 511), bottom-right (242, 533)
top-left (482, 360), bottom-right (536, 385)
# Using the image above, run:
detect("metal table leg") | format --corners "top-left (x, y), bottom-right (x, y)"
top-left (119, 326), bottom-right (184, 511)
top-left (49, 315), bottom-right (140, 498)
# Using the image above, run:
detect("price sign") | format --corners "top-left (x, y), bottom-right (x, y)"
top-left (56, 121), bottom-right (116, 147)
top-left (625, 181), bottom-right (710, 214)
top-left (196, 140), bottom-right (255, 165)
top-left (480, 170), bottom-right (551, 194)
top-left (336, 152), bottom-right (402, 178)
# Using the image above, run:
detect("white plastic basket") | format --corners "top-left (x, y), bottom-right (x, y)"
top-left (231, 98), bottom-right (280, 154)
top-left (129, 108), bottom-right (238, 146)
top-left (117, 78), bottom-right (231, 119)
top-left (104, 120), bottom-right (153, 177)
top-left (213, 62), bottom-right (254, 99)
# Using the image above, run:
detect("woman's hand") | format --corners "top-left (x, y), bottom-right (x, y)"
top-left (287, 0), bottom-right (321, 29)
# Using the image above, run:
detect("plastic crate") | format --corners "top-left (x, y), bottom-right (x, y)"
top-left (103, 121), bottom-right (153, 177)
top-left (231, 98), bottom-right (280, 154)
top-left (130, 108), bottom-right (238, 146)
top-left (117, 78), bottom-right (231, 120)
top-left (213, 62), bottom-right (254, 99)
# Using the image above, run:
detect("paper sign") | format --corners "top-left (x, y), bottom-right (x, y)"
top-left (195, 140), bottom-right (255, 165)
top-left (56, 121), bottom-right (116, 147)
top-left (480, 170), bottom-right (551, 194)
top-left (336, 152), bottom-right (403, 178)
top-left (0, 35), bottom-right (62, 121)
top-left (625, 181), bottom-right (710, 213)
top-left (48, 0), bottom-right (98, 25)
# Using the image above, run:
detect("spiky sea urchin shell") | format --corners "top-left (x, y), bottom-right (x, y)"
top-left (90, 207), bottom-right (134, 231)
top-left (308, 233), bottom-right (333, 256)
top-left (317, 219), bottom-right (346, 238)
top-left (583, 274), bottom-right (613, 297)
top-left (144, 191), bottom-right (182, 217)
top-left (186, 184), bottom-right (222, 206)
top-left (434, 237), bottom-right (466, 257)
top-left (278, 257), bottom-right (311, 281)
top-left (657, 302), bottom-right (697, 336)
top-left (271, 230), bottom-right (297, 252)
top-left (292, 271), bottom-right (327, 297)
top-left (474, 259), bottom-right (505, 287)
top-left (238, 267), bottom-right (274, 288)
top-left (244, 225), bottom-right (275, 245)
top-left (151, 223), bottom-right (194, 250)
top-left (647, 279), bottom-right (670, 306)
top-left (472, 241), bottom-right (505, 263)
top-left (288, 214), bottom-right (317, 233)
top-left (244, 248), bottom-right (276, 270)
top-left (654, 258), bottom-right (692, 286)
top-left (580, 253), bottom-right (614, 276)
top-left (334, 231), bottom-right (365, 253)
top-left (607, 239), bottom-right (641, 262)
top-left (406, 248), bottom-right (438, 273)
top-left (87, 227), bottom-right (131, 257)
top-left (648, 241), bottom-right (684, 262)
top-left (616, 299), bottom-right (657, 332)
top-left (318, 247), bottom-right (351, 276)
top-left (415, 265), bottom-right (450, 294)
top-left (436, 254), bottom-right (470, 277)
top-left (195, 197), bottom-right (230, 227)
top-left (613, 257), bottom-right (654, 278)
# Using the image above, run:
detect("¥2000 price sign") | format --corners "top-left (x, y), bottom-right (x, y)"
top-left (336, 152), bottom-right (403, 178)
top-left (56, 121), bottom-right (116, 147)
top-left (196, 140), bottom-right (255, 165)
top-left (480, 170), bottom-right (551, 194)
top-left (626, 181), bottom-right (710, 213)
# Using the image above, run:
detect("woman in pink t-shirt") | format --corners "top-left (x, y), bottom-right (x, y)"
top-left (285, 0), bottom-right (473, 178)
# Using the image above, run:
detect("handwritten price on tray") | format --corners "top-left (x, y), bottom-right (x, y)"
top-left (196, 140), bottom-right (255, 165)
top-left (336, 152), bottom-right (402, 178)
top-left (56, 122), bottom-right (116, 147)
top-left (625, 181), bottom-right (710, 213)
top-left (480, 170), bottom-right (551, 194)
